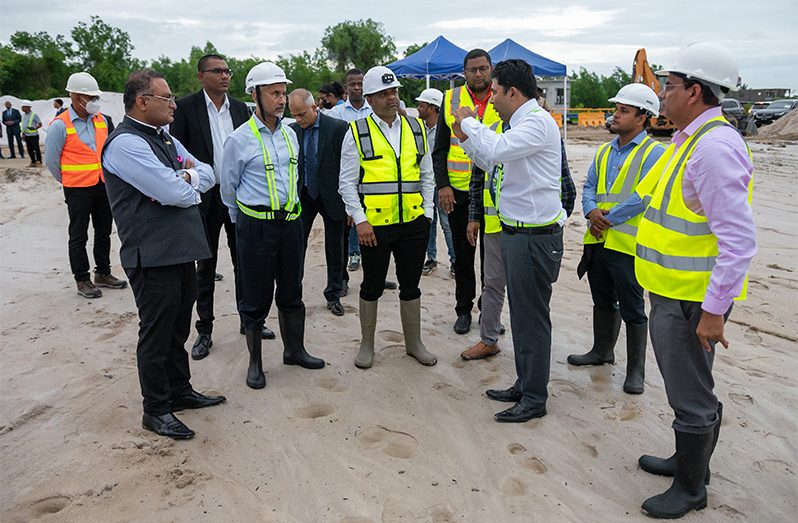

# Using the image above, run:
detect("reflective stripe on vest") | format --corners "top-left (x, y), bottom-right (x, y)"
top-left (482, 121), bottom-right (503, 234)
top-left (634, 117), bottom-right (753, 302)
top-left (583, 135), bottom-right (660, 255)
top-left (23, 112), bottom-right (38, 135)
top-left (56, 111), bottom-right (107, 187)
top-left (351, 115), bottom-right (426, 226)
top-left (242, 116), bottom-right (301, 220)
top-left (443, 86), bottom-right (501, 190)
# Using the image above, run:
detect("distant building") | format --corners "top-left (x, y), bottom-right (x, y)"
top-left (537, 78), bottom-right (571, 110)
top-left (736, 88), bottom-right (791, 103)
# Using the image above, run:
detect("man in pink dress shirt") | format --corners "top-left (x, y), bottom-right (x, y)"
top-left (632, 42), bottom-right (756, 519)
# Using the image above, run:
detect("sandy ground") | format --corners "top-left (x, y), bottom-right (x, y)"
top-left (1, 128), bottom-right (796, 522)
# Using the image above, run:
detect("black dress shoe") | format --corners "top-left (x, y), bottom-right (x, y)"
top-left (214, 272), bottom-right (223, 281)
top-left (142, 413), bottom-right (195, 439)
top-left (384, 280), bottom-right (398, 290)
top-left (191, 333), bottom-right (212, 360)
top-left (327, 299), bottom-right (345, 316)
top-left (495, 403), bottom-right (547, 423)
top-left (170, 390), bottom-right (226, 411)
top-left (454, 313), bottom-right (472, 334)
top-left (240, 322), bottom-right (277, 340)
top-left (486, 386), bottom-right (522, 402)
top-left (339, 280), bottom-right (349, 297)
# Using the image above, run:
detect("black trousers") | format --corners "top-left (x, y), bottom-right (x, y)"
top-left (586, 243), bottom-right (647, 325)
top-left (6, 128), bottom-right (24, 157)
top-left (360, 216), bottom-right (429, 302)
top-left (195, 185), bottom-right (237, 335)
top-left (63, 182), bottom-right (113, 282)
top-left (448, 189), bottom-right (476, 315)
top-left (299, 191), bottom-right (345, 302)
top-left (236, 213), bottom-right (304, 331)
top-left (23, 135), bottom-right (41, 162)
top-left (125, 263), bottom-right (196, 416)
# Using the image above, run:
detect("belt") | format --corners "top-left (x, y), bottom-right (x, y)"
top-left (501, 223), bottom-right (561, 235)
top-left (239, 203), bottom-right (295, 221)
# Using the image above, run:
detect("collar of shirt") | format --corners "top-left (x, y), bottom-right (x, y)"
top-left (371, 112), bottom-right (400, 129)
top-left (126, 115), bottom-right (160, 131)
top-left (253, 113), bottom-right (284, 135)
top-left (343, 99), bottom-right (371, 112)
top-left (203, 90), bottom-right (230, 113)
top-left (611, 129), bottom-right (649, 152)
top-left (467, 86), bottom-right (492, 119)
top-left (311, 111), bottom-right (321, 130)
top-left (672, 106), bottom-right (722, 148)
top-left (508, 98), bottom-right (541, 128)
top-left (67, 105), bottom-right (91, 123)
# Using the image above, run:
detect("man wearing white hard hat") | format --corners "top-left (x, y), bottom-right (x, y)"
top-left (632, 42), bottom-right (756, 519)
top-left (221, 62), bottom-right (325, 390)
top-left (568, 84), bottom-right (665, 395)
top-left (19, 100), bottom-right (42, 167)
top-left (415, 87), bottom-right (455, 277)
top-left (338, 65), bottom-right (437, 369)
top-left (44, 72), bottom-right (128, 298)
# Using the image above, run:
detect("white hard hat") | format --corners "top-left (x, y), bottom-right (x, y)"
top-left (608, 84), bottom-right (660, 117)
top-left (66, 72), bottom-right (102, 96)
top-left (363, 66), bottom-right (402, 95)
top-left (416, 88), bottom-right (443, 107)
top-left (245, 62), bottom-right (292, 94)
top-left (20, 100), bottom-right (32, 107)
top-left (658, 42), bottom-right (740, 101)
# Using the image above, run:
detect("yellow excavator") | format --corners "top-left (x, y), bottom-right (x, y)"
top-left (632, 49), bottom-right (677, 135)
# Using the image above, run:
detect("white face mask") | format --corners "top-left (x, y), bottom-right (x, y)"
top-left (85, 99), bottom-right (102, 115)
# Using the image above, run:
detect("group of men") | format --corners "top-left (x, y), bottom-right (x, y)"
top-left (40, 39), bottom-right (754, 519)
top-left (2, 100), bottom-right (43, 165)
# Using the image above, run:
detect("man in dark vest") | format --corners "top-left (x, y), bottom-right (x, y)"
top-left (103, 70), bottom-right (226, 440)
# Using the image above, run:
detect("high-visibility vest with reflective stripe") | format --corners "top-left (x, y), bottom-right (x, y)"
top-left (443, 86), bottom-right (501, 191)
top-left (351, 115), bottom-right (426, 226)
top-left (55, 111), bottom-right (107, 187)
top-left (583, 136), bottom-right (660, 255)
top-left (22, 112), bottom-right (39, 136)
top-left (634, 117), bottom-right (754, 302)
top-left (482, 120), bottom-right (503, 234)
top-left (236, 116), bottom-right (301, 221)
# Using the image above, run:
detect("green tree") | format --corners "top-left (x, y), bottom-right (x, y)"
top-left (0, 31), bottom-right (74, 98)
top-left (71, 16), bottom-right (141, 92)
top-left (152, 42), bottom-right (223, 98)
top-left (601, 66), bottom-right (631, 99)
top-left (320, 19), bottom-right (396, 75)
top-left (277, 51), bottom-right (333, 97)
top-left (569, 67), bottom-right (609, 108)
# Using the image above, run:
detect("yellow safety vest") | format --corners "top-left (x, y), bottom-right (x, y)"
top-left (23, 112), bottom-right (38, 135)
top-left (583, 136), bottom-right (660, 255)
top-left (482, 120), bottom-right (503, 234)
top-left (443, 86), bottom-right (501, 191)
top-left (351, 115), bottom-right (427, 226)
top-left (236, 116), bottom-right (301, 220)
top-left (634, 117), bottom-right (754, 302)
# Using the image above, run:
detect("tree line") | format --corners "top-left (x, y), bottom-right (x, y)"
top-left (1, 16), bottom-right (630, 109)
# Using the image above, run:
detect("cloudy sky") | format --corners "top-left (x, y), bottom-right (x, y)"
top-left (4, 1), bottom-right (797, 91)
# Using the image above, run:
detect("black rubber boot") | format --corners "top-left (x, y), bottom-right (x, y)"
top-left (279, 307), bottom-right (325, 369)
top-left (639, 403), bottom-right (722, 485)
top-left (641, 430), bottom-right (713, 519)
top-left (623, 321), bottom-right (648, 394)
top-left (245, 329), bottom-right (266, 389)
top-left (567, 306), bottom-right (621, 366)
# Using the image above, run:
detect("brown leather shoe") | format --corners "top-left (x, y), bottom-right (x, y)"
top-left (95, 272), bottom-right (128, 289)
top-left (460, 341), bottom-right (500, 360)
top-left (76, 280), bottom-right (102, 299)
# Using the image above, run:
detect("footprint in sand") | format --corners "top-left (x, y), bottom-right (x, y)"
top-left (507, 443), bottom-right (526, 455)
top-left (295, 404), bottom-right (336, 419)
top-left (500, 476), bottom-right (527, 496)
top-left (744, 327), bottom-right (763, 345)
top-left (753, 459), bottom-right (794, 475)
top-left (518, 457), bottom-right (548, 474)
top-left (549, 378), bottom-right (584, 399)
top-left (316, 377), bottom-right (347, 392)
top-left (432, 382), bottom-right (467, 400)
top-left (603, 401), bottom-right (642, 422)
top-left (28, 494), bottom-right (72, 517)
top-left (356, 424), bottom-right (418, 459)
top-left (378, 330), bottom-right (405, 343)
top-left (479, 374), bottom-right (500, 386)
top-left (729, 392), bottom-right (754, 406)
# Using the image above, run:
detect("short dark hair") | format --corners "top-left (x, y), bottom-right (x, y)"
top-left (320, 81), bottom-right (344, 99)
top-left (344, 68), bottom-right (363, 82)
top-left (123, 70), bottom-right (166, 111)
top-left (463, 49), bottom-right (491, 70)
top-left (54, 98), bottom-right (63, 107)
top-left (197, 53), bottom-right (226, 72)
top-left (673, 73), bottom-right (720, 106)
top-left (635, 107), bottom-right (652, 129)
top-left (491, 59), bottom-right (537, 99)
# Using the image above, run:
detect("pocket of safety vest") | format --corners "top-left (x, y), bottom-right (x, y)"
top-left (366, 194), bottom-right (395, 225)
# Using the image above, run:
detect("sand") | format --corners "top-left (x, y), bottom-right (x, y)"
top-left (756, 109), bottom-right (798, 141)
top-left (1, 129), bottom-right (796, 522)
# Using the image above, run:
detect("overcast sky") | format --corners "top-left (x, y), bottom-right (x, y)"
top-left (4, 1), bottom-right (797, 92)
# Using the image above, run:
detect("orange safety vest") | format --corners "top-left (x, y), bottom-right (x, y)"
top-left (55, 111), bottom-right (107, 187)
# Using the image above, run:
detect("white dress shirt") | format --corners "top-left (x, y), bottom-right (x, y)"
top-left (339, 113), bottom-right (434, 225)
top-left (460, 98), bottom-right (564, 226)
top-left (204, 90), bottom-right (235, 185)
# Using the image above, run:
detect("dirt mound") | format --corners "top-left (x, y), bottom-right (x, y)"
top-left (756, 109), bottom-right (798, 140)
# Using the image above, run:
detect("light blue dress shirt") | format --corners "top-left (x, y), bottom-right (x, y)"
top-left (44, 106), bottom-right (103, 183)
top-left (328, 99), bottom-right (372, 123)
top-left (581, 130), bottom-right (665, 225)
top-left (221, 115), bottom-right (300, 222)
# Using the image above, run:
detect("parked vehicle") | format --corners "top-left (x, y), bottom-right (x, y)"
top-left (754, 99), bottom-right (798, 126)
top-left (721, 98), bottom-right (745, 120)
top-left (750, 101), bottom-right (771, 114)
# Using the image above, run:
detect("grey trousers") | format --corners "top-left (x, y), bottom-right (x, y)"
top-left (649, 293), bottom-right (729, 435)
top-left (480, 232), bottom-right (506, 345)
top-left (502, 228), bottom-right (563, 409)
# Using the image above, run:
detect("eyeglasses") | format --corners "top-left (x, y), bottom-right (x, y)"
top-left (202, 68), bottom-right (233, 77)
top-left (141, 93), bottom-right (177, 103)
top-left (465, 66), bottom-right (491, 75)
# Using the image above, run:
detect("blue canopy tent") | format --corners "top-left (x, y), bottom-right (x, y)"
top-left (387, 36), bottom-right (467, 87)
top-left (488, 38), bottom-right (569, 140)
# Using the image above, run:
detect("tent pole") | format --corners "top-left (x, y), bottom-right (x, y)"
top-left (426, 75), bottom-right (430, 89)
top-left (563, 71), bottom-right (568, 144)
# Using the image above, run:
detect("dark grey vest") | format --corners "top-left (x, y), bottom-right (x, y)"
top-left (102, 116), bottom-right (210, 269)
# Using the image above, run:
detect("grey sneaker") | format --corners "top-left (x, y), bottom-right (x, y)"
top-left (77, 280), bottom-right (102, 299)
top-left (347, 253), bottom-right (361, 271)
top-left (95, 272), bottom-right (128, 289)
top-left (421, 258), bottom-right (437, 276)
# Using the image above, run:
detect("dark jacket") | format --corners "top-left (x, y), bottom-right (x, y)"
top-left (290, 112), bottom-right (349, 221)
top-left (170, 89), bottom-right (250, 170)
top-left (3, 107), bottom-right (22, 133)
top-left (103, 117), bottom-right (210, 269)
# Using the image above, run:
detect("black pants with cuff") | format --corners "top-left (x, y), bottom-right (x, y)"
top-left (299, 191), bottom-right (345, 303)
top-left (448, 188), bottom-right (476, 316)
top-left (63, 181), bottom-right (113, 282)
